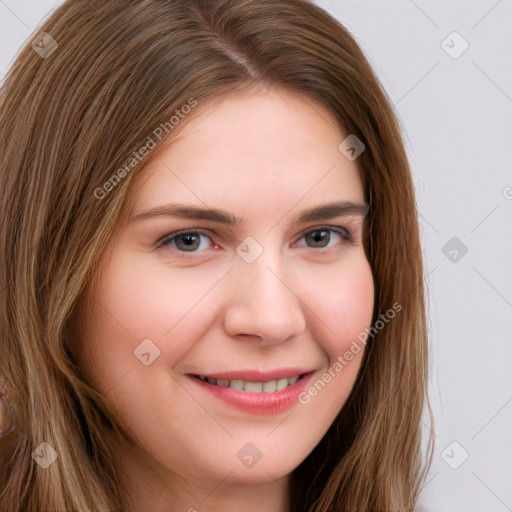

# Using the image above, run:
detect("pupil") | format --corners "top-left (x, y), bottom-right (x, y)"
top-left (178, 234), bottom-right (200, 251)
top-left (307, 230), bottom-right (329, 247)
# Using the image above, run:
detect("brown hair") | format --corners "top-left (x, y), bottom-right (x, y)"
top-left (0, 0), bottom-right (433, 510)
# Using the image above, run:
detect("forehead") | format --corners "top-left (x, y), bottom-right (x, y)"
top-left (130, 88), bottom-right (364, 220)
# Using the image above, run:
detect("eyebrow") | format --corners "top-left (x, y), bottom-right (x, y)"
top-left (130, 200), bottom-right (368, 225)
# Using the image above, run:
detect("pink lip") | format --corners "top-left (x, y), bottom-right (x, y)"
top-left (188, 371), bottom-right (315, 415)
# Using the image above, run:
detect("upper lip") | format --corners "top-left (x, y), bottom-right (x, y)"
top-left (190, 368), bottom-right (315, 381)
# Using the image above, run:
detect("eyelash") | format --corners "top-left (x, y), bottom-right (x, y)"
top-left (155, 226), bottom-right (355, 256)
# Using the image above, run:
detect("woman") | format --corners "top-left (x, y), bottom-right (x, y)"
top-left (0, 0), bottom-right (433, 510)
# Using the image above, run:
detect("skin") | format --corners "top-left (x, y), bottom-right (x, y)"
top-left (79, 86), bottom-right (375, 512)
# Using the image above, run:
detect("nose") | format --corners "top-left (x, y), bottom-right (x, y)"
top-left (222, 252), bottom-right (307, 345)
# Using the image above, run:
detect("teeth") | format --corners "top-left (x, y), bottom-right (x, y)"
top-left (262, 380), bottom-right (277, 393)
top-left (197, 375), bottom-right (301, 393)
top-left (230, 379), bottom-right (243, 391)
top-left (276, 378), bottom-right (289, 391)
top-left (243, 381), bottom-right (263, 392)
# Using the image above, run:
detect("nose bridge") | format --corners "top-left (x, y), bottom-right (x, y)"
top-left (244, 254), bottom-right (290, 306)
top-left (223, 242), bottom-right (306, 343)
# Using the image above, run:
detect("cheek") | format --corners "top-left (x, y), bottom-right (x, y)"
top-left (85, 252), bottom-right (230, 358)
top-left (334, 258), bottom-right (374, 337)
top-left (303, 254), bottom-right (374, 360)
top-left (295, 257), bottom-right (374, 421)
top-left (93, 254), bottom-right (224, 335)
top-left (78, 250), bottom-right (236, 438)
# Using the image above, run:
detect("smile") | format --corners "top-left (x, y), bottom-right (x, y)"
top-left (189, 371), bottom-right (315, 415)
top-left (195, 374), bottom-right (301, 393)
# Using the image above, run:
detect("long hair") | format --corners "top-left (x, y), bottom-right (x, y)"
top-left (0, 1), bottom-right (434, 510)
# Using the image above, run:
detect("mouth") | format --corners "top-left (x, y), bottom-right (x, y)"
top-left (187, 370), bottom-right (315, 415)
top-left (191, 373), bottom-right (306, 393)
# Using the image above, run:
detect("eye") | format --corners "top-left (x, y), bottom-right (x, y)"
top-left (155, 226), bottom-right (354, 255)
top-left (297, 227), bottom-right (353, 249)
top-left (157, 230), bottom-right (214, 252)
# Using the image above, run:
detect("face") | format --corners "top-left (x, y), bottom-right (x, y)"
top-left (79, 87), bottom-right (374, 496)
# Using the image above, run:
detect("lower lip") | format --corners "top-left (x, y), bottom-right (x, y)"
top-left (189, 373), bottom-right (315, 415)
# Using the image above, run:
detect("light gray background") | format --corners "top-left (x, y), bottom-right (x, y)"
top-left (1, 1), bottom-right (511, 511)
